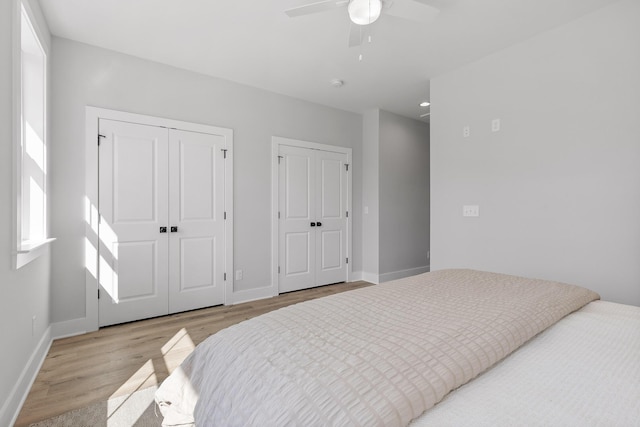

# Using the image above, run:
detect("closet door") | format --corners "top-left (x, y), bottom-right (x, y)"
top-left (98, 119), bottom-right (169, 327)
top-left (278, 145), bottom-right (348, 293)
top-left (278, 145), bottom-right (316, 293)
top-left (167, 129), bottom-right (226, 313)
top-left (315, 150), bottom-right (348, 286)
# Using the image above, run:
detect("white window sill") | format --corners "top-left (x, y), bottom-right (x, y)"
top-left (15, 238), bottom-right (56, 269)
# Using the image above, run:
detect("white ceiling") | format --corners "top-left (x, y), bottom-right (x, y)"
top-left (39, 0), bottom-right (619, 121)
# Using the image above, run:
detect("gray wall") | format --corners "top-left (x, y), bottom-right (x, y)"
top-left (50, 37), bottom-right (363, 323)
top-left (0, 0), bottom-right (52, 424)
top-left (362, 109), bottom-right (430, 282)
top-left (362, 110), bottom-right (380, 279)
top-left (379, 110), bottom-right (430, 278)
top-left (431, 0), bottom-right (640, 305)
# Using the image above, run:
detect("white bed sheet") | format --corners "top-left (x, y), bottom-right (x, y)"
top-left (156, 269), bottom-right (599, 426)
top-left (410, 300), bottom-right (640, 426)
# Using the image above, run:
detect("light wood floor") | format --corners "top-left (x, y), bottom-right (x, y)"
top-left (15, 281), bottom-right (372, 426)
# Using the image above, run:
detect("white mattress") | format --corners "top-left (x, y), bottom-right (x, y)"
top-left (410, 300), bottom-right (640, 426)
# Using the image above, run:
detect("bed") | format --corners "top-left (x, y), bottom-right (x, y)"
top-left (155, 269), bottom-right (640, 426)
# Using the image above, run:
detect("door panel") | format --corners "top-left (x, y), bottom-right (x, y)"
top-left (113, 137), bottom-right (157, 223)
top-left (116, 241), bottom-right (157, 299)
top-left (279, 146), bottom-right (316, 292)
top-left (98, 119), bottom-right (169, 327)
top-left (180, 237), bottom-right (215, 291)
top-left (319, 157), bottom-right (342, 219)
top-left (179, 141), bottom-right (215, 221)
top-left (285, 232), bottom-right (312, 275)
top-left (320, 230), bottom-right (342, 270)
top-left (285, 154), bottom-right (312, 219)
top-left (168, 129), bottom-right (225, 313)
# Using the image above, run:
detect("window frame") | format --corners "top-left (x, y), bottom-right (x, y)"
top-left (12, 0), bottom-right (54, 269)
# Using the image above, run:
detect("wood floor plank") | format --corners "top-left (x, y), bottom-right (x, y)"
top-left (14, 281), bottom-right (371, 426)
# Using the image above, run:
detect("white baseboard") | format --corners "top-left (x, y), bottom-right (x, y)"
top-left (52, 317), bottom-right (88, 339)
top-left (229, 286), bottom-right (276, 305)
top-left (349, 271), bottom-right (364, 281)
top-left (361, 272), bottom-right (380, 285)
top-left (379, 265), bottom-right (430, 283)
top-left (1, 326), bottom-right (52, 427)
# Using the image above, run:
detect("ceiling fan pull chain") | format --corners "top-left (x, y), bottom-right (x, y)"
top-left (359, 33), bottom-right (372, 61)
top-left (358, 24), bottom-right (364, 61)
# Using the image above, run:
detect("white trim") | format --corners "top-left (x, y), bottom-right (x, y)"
top-left (349, 270), bottom-right (364, 282)
top-left (0, 326), bottom-right (52, 427)
top-left (18, 0), bottom-right (51, 51)
top-left (270, 142), bottom-right (280, 298)
top-left (229, 286), bottom-right (276, 305)
top-left (12, 0), bottom-right (51, 270)
top-left (11, 0), bottom-right (21, 271)
top-left (271, 136), bottom-right (353, 296)
top-left (17, 237), bottom-right (56, 253)
top-left (378, 265), bottom-right (431, 283)
top-left (84, 109), bottom-right (99, 332)
top-left (223, 136), bottom-right (235, 306)
top-left (14, 237), bottom-right (55, 268)
top-left (273, 136), bottom-right (354, 154)
top-left (346, 148), bottom-right (353, 284)
top-left (85, 106), bottom-right (234, 331)
top-left (361, 272), bottom-right (380, 285)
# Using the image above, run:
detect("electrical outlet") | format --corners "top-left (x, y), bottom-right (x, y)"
top-left (235, 269), bottom-right (243, 281)
top-left (463, 126), bottom-right (470, 138)
top-left (492, 119), bottom-right (500, 132)
top-left (463, 205), bottom-right (480, 217)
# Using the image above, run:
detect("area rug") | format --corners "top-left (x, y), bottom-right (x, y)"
top-left (29, 386), bottom-right (161, 427)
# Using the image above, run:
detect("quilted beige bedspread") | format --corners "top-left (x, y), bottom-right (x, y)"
top-left (155, 269), bottom-right (599, 426)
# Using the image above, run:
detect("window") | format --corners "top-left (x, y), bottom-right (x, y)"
top-left (14, 1), bottom-right (53, 268)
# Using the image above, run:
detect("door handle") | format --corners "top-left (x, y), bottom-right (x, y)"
top-left (159, 227), bottom-right (167, 233)
top-left (316, 222), bottom-right (322, 227)
top-left (310, 222), bottom-right (316, 227)
top-left (170, 226), bottom-right (178, 233)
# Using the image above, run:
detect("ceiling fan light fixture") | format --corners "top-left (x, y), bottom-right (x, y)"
top-left (348, 0), bottom-right (382, 26)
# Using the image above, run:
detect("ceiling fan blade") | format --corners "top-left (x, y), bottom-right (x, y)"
top-left (383, 0), bottom-right (440, 23)
top-left (285, 0), bottom-right (349, 18)
top-left (410, 0), bottom-right (446, 8)
top-left (348, 24), bottom-right (363, 47)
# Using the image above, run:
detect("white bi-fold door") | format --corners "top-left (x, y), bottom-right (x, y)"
top-left (98, 119), bottom-right (229, 327)
top-left (278, 144), bottom-right (349, 293)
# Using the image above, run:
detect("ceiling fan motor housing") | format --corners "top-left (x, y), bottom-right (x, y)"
top-left (348, 0), bottom-right (383, 25)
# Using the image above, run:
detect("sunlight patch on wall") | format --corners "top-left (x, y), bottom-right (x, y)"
top-left (85, 237), bottom-right (97, 279)
top-left (84, 196), bottom-right (99, 235)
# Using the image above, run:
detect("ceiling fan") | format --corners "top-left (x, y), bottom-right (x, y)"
top-left (285, 0), bottom-right (445, 47)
